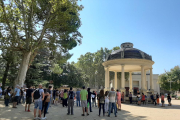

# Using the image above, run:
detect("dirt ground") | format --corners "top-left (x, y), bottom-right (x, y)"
top-left (0, 99), bottom-right (180, 120)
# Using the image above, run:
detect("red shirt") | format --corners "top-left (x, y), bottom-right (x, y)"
top-left (142, 95), bottom-right (145, 100)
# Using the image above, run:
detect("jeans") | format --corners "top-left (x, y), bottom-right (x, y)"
top-left (129, 97), bottom-right (132, 104)
top-left (108, 102), bottom-right (117, 116)
top-left (87, 99), bottom-right (92, 111)
top-left (5, 99), bottom-right (9, 106)
top-left (105, 102), bottom-right (109, 112)
top-left (153, 99), bottom-right (157, 105)
top-left (34, 100), bottom-right (43, 110)
top-left (85, 99), bottom-right (92, 112)
top-left (46, 97), bottom-right (51, 112)
top-left (76, 99), bottom-right (80, 107)
top-left (22, 96), bottom-right (25, 103)
top-left (68, 99), bottom-right (74, 114)
top-left (92, 99), bottom-right (96, 107)
top-left (99, 103), bottom-right (105, 115)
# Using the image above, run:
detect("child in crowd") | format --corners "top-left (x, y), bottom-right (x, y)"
top-left (161, 93), bottom-right (165, 107)
top-left (55, 90), bottom-right (59, 106)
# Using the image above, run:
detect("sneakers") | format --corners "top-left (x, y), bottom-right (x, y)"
top-left (41, 117), bottom-right (47, 120)
top-left (33, 117), bottom-right (39, 120)
top-left (28, 110), bottom-right (31, 112)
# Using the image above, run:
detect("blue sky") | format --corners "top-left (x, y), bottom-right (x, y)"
top-left (68, 0), bottom-right (180, 74)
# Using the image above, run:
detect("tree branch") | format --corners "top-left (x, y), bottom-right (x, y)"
top-left (32, 6), bottom-right (52, 50)
top-left (0, 0), bottom-right (16, 41)
top-left (21, 0), bottom-right (29, 50)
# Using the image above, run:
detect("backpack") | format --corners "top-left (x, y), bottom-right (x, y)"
top-left (4, 92), bottom-right (10, 99)
top-left (69, 91), bottom-right (74, 99)
top-left (33, 89), bottom-right (40, 99)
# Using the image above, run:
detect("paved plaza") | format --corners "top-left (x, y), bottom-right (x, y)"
top-left (0, 99), bottom-right (179, 120)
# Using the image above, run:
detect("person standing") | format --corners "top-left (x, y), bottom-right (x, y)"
top-left (141, 93), bottom-right (146, 105)
top-left (105, 91), bottom-right (109, 113)
top-left (121, 92), bottom-right (124, 103)
top-left (129, 92), bottom-right (132, 104)
top-left (0, 84), bottom-right (2, 98)
top-left (76, 89), bottom-right (81, 107)
top-left (4, 87), bottom-right (11, 106)
top-left (98, 89), bottom-right (105, 116)
top-left (167, 93), bottom-right (172, 106)
top-left (161, 93), bottom-right (165, 107)
top-left (60, 90), bottom-right (64, 104)
top-left (63, 89), bottom-right (68, 107)
top-left (32, 84), bottom-right (44, 120)
top-left (87, 88), bottom-right (92, 112)
top-left (42, 89), bottom-right (50, 120)
top-left (108, 87), bottom-right (117, 117)
top-left (80, 86), bottom-right (89, 116)
top-left (156, 93), bottom-right (159, 105)
top-left (25, 86), bottom-right (33, 112)
top-left (67, 87), bottom-right (75, 115)
top-left (46, 86), bottom-right (52, 113)
top-left (116, 90), bottom-right (121, 110)
top-left (153, 94), bottom-right (157, 105)
top-left (19, 87), bottom-right (23, 104)
top-left (55, 89), bottom-right (59, 106)
top-left (91, 91), bottom-right (96, 107)
top-left (13, 85), bottom-right (20, 108)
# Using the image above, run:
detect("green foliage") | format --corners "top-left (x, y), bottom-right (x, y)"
top-left (159, 66), bottom-right (180, 91)
top-left (0, 0), bottom-right (83, 85)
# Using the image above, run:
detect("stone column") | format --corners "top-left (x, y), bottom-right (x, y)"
top-left (114, 71), bottom-right (117, 90)
top-left (121, 65), bottom-right (125, 89)
top-left (121, 65), bottom-right (126, 102)
top-left (129, 72), bottom-right (133, 94)
top-left (150, 68), bottom-right (154, 94)
top-left (144, 70), bottom-right (147, 90)
top-left (105, 67), bottom-right (110, 91)
top-left (141, 65), bottom-right (147, 95)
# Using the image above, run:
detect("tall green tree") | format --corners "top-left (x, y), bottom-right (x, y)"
top-left (0, 0), bottom-right (83, 86)
top-left (159, 66), bottom-right (180, 91)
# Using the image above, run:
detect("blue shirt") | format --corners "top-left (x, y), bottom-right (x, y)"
top-left (0, 87), bottom-right (2, 96)
top-left (15, 88), bottom-right (20, 96)
top-left (76, 91), bottom-right (80, 100)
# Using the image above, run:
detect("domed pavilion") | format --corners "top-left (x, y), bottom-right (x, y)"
top-left (102, 42), bottom-right (157, 96)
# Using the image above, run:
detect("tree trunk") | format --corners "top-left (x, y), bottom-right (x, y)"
top-left (15, 52), bottom-right (31, 87)
top-left (2, 61), bottom-right (10, 90)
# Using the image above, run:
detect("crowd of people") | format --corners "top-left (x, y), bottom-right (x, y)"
top-left (0, 84), bottom-right (173, 120)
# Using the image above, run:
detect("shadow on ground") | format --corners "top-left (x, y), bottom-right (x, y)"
top-left (123, 99), bottom-right (180, 110)
top-left (0, 101), bottom-right (147, 120)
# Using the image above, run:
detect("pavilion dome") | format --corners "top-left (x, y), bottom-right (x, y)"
top-left (106, 42), bottom-right (152, 61)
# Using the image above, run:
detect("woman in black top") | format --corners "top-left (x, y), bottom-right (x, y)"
top-left (167, 93), bottom-right (171, 106)
top-left (41, 89), bottom-right (50, 119)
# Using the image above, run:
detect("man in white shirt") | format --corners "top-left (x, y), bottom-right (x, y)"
top-left (108, 87), bottom-right (117, 117)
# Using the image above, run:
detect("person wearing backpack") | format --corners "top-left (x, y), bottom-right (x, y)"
top-left (32, 84), bottom-right (44, 120)
top-left (4, 87), bottom-right (11, 106)
top-left (67, 87), bottom-right (75, 115)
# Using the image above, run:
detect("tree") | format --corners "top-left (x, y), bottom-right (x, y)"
top-left (0, 0), bottom-right (83, 86)
top-left (159, 66), bottom-right (180, 91)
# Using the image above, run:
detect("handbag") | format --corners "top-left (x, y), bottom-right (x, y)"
top-left (45, 95), bottom-right (50, 102)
